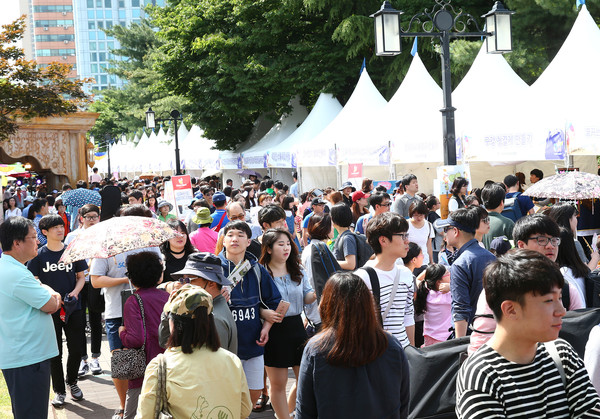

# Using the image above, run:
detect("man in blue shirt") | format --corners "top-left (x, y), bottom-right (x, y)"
top-left (436, 207), bottom-right (496, 338)
top-left (289, 171), bottom-right (299, 198)
top-left (0, 217), bottom-right (61, 419)
top-left (503, 174), bottom-right (535, 221)
top-left (355, 192), bottom-right (391, 235)
top-left (210, 192), bottom-right (229, 232)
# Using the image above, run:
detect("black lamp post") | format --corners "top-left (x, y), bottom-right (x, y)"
top-left (371, 0), bottom-right (514, 165)
top-left (145, 107), bottom-right (183, 175)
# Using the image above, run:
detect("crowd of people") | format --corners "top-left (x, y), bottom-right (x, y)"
top-left (2, 167), bottom-right (600, 418)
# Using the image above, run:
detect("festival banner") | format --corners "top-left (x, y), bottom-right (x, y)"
top-left (171, 175), bottom-right (194, 220)
top-left (348, 163), bottom-right (363, 178)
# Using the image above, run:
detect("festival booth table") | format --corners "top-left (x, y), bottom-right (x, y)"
top-left (296, 69), bottom-right (388, 191)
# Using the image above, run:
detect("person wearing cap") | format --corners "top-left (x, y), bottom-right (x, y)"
top-left (161, 253), bottom-right (237, 353)
top-left (136, 285), bottom-right (252, 419)
top-left (210, 191), bottom-right (229, 232)
top-left (301, 197), bottom-right (327, 248)
top-left (27, 214), bottom-right (88, 408)
top-left (190, 207), bottom-right (218, 253)
top-left (391, 174), bottom-right (422, 219)
top-left (481, 182), bottom-right (515, 250)
top-left (436, 207), bottom-right (496, 338)
top-left (117, 251), bottom-right (169, 419)
top-left (351, 190), bottom-right (370, 228)
top-left (339, 181), bottom-right (355, 207)
top-left (355, 192), bottom-right (391, 235)
top-left (185, 198), bottom-right (209, 234)
top-left (21, 195), bottom-right (35, 219)
top-left (15, 185), bottom-right (28, 209)
top-left (157, 200), bottom-right (176, 223)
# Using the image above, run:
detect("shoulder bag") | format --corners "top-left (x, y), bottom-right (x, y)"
top-left (111, 293), bottom-right (147, 380)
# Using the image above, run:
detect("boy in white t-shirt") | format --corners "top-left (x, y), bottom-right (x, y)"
top-left (355, 212), bottom-right (415, 348)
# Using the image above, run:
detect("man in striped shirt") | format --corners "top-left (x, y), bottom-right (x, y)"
top-left (457, 249), bottom-right (600, 418)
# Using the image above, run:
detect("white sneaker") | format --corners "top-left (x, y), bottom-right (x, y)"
top-left (77, 360), bottom-right (89, 377)
top-left (89, 358), bottom-right (102, 375)
top-left (51, 393), bottom-right (66, 408)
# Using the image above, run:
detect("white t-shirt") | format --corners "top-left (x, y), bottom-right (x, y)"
top-left (355, 261), bottom-right (415, 348)
top-left (408, 220), bottom-right (435, 264)
top-left (300, 241), bottom-right (323, 325)
top-left (89, 246), bottom-right (162, 319)
top-left (561, 266), bottom-right (587, 308)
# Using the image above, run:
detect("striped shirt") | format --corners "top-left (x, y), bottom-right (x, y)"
top-left (457, 339), bottom-right (600, 419)
top-left (356, 263), bottom-right (415, 348)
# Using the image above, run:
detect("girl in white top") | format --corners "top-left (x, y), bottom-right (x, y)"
top-left (448, 177), bottom-right (468, 211)
top-left (4, 197), bottom-right (22, 220)
top-left (557, 226), bottom-right (590, 306)
top-left (407, 201), bottom-right (434, 264)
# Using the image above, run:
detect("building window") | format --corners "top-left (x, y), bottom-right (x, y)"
top-left (34, 20), bottom-right (75, 27)
top-left (96, 0), bottom-right (102, 7)
top-left (118, 0), bottom-right (125, 7)
top-left (132, 0), bottom-right (140, 6)
top-left (105, 10), bottom-right (112, 19)
top-left (106, 21), bottom-right (113, 29)
top-left (89, 31), bottom-right (96, 39)
top-left (87, 0), bottom-right (94, 7)
top-left (88, 21), bottom-right (96, 29)
top-left (37, 49), bottom-right (76, 56)
top-left (132, 9), bottom-right (140, 18)
top-left (33, 5), bottom-right (73, 12)
top-left (99, 52), bottom-right (106, 61)
top-left (98, 41), bottom-right (105, 50)
top-left (91, 64), bottom-right (98, 72)
top-left (91, 52), bottom-right (97, 61)
top-left (105, 0), bottom-right (112, 7)
top-left (98, 31), bottom-right (106, 40)
top-left (96, 10), bottom-right (103, 18)
top-left (35, 34), bottom-right (75, 42)
top-left (87, 10), bottom-right (95, 19)
top-left (89, 42), bottom-right (97, 50)
top-left (97, 21), bottom-right (104, 29)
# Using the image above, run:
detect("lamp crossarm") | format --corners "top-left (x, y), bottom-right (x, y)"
top-left (404, 2), bottom-right (485, 35)
top-left (400, 31), bottom-right (490, 38)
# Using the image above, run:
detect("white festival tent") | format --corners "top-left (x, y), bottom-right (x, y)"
top-left (297, 69), bottom-right (388, 190)
top-left (530, 4), bottom-right (600, 158)
top-left (269, 93), bottom-right (343, 169)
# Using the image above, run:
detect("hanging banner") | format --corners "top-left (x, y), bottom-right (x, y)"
top-left (267, 150), bottom-right (294, 168)
top-left (566, 121), bottom-right (600, 155)
top-left (348, 163), bottom-right (363, 178)
top-left (296, 145), bottom-right (336, 167)
top-left (171, 175), bottom-right (193, 220)
top-left (219, 151), bottom-right (242, 170)
top-left (241, 152), bottom-right (268, 169)
top-left (337, 144), bottom-right (390, 166)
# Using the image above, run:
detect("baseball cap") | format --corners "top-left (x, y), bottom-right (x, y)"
top-left (433, 215), bottom-right (476, 234)
top-left (163, 284), bottom-right (213, 317)
top-left (490, 236), bottom-right (512, 256)
top-left (212, 191), bottom-right (227, 203)
top-left (311, 197), bottom-right (327, 206)
top-left (352, 190), bottom-right (370, 203)
top-left (171, 252), bottom-right (232, 286)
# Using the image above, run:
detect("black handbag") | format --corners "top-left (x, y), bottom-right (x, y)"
top-left (404, 337), bottom-right (470, 419)
top-left (111, 293), bottom-right (147, 380)
top-left (559, 307), bottom-right (600, 358)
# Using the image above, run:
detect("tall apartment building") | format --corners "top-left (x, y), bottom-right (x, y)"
top-left (20, 0), bottom-right (78, 79)
top-left (20, 0), bottom-right (164, 92)
top-left (72, 0), bottom-right (164, 91)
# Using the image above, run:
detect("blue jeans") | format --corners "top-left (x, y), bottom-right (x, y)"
top-left (2, 360), bottom-right (51, 419)
top-left (105, 317), bottom-right (123, 351)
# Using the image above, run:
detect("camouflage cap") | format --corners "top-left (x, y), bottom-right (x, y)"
top-left (163, 284), bottom-right (213, 318)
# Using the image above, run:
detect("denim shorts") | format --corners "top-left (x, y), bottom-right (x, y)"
top-left (105, 317), bottom-right (123, 351)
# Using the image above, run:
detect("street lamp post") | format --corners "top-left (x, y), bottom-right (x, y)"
top-left (145, 107), bottom-right (184, 175)
top-left (371, 0), bottom-right (514, 165)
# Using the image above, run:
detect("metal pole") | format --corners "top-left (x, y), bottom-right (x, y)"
top-left (174, 118), bottom-right (181, 175)
top-left (107, 139), bottom-right (111, 177)
top-left (440, 31), bottom-right (457, 166)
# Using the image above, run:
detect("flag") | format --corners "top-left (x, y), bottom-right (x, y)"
top-left (576, 0), bottom-right (585, 8)
top-left (411, 37), bottom-right (418, 56)
top-left (360, 58), bottom-right (366, 74)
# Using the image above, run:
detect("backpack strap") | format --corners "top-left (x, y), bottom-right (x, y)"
top-left (363, 267), bottom-right (383, 325)
top-left (562, 281), bottom-right (571, 311)
top-left (252, 263), bottom-right (269, 309)
top-left (213, 211), bottom-right (227, 232)
top-left (546, 340), bottom-right (567, 389)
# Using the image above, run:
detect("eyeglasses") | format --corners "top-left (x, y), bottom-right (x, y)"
top-left (84, 215), bottom-right (99, 221)
top-left (443, 226), bottom-right (456, 233)
top-left (528, 236), bottom-right (561, 247)
top-left (379, 202), bottom-right (392, 207)
top-left (392, 233), bottom-right (410, 241)
top-left (482, 217), bottom-right (490, 224)
top-left (229, 213), bottom-right (245, 221)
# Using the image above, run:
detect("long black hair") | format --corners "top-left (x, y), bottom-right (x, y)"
top-left (160, 218), bottom-right (196, 255)
top-left (415, 264), bottom-right (447, 316)
top-left (548, 203), bottom-right (577, 234)
top-left (259, 229), bottom-right (303, 284)
top-left (556, 226), bottom-right (589, 279)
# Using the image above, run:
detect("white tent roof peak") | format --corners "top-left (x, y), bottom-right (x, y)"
top-left (388, 52), bottom-right (442, 108)
top-left (454, 42), bottom-right (528, 100)
top-left (339, 68), bottom-right (387, 115)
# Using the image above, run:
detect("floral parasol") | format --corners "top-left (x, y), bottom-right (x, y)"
top-left (523, 171), bottom-right (600, 200)
top-left (60, 216), bottom-right (179, 264)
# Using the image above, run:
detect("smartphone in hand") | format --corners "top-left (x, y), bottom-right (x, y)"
top-left (275, 300), bottom-right (290, 319)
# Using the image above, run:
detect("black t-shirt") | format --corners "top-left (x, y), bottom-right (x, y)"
top-left (163, 250), bottom-right (192, 282)
top-left (27, 245), bottom-right (88, 310)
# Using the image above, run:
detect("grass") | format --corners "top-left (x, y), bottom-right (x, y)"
top-left (0, 371), bottom-right (13, 418)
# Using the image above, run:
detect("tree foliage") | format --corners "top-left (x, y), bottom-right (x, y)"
top-left (88, 20), bottom-right (192, 148)
top-left (0, 17), bottom-right (91, 141)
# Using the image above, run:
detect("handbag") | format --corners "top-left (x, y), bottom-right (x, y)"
top-left (154, 354), bottom-right (173, 419)
top-left (111, 293), bottom-right (147, 380)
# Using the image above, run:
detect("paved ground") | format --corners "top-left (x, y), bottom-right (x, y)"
top-left (50, 334), bottom-right (295, 419)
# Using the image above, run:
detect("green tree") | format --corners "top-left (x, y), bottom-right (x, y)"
top-left (88, 20), bottom-right (192, 147)
top-left (0, 17), bottom-right (91, 141)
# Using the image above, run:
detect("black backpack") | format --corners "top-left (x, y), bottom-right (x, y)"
top-left (501, 192), bottom-right (523, 222)
top-left (335, 230), bottom-right (374, 269)
top-left (310, 242), bottom-right (341, 302)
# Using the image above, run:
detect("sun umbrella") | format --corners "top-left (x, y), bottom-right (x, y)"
top-left (60, 188), bottom-right (102, 208)
top-left (236, 169), bottom-right (262, 178)
top-left (60, 216), bottom-right (179, 264)
top-left (523, 171), bottom-right (600, 200)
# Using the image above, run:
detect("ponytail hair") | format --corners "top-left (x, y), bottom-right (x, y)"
top-left (415, 264), bottom-right (447, 316)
